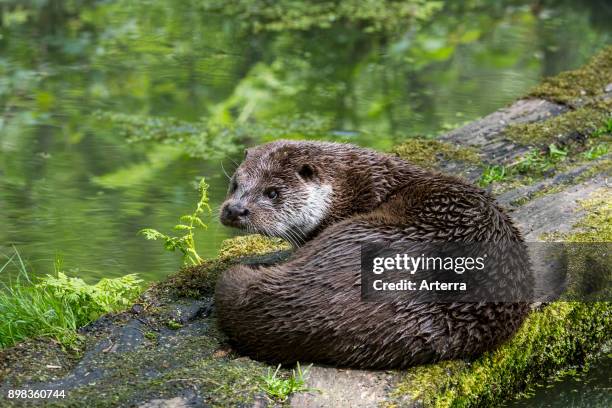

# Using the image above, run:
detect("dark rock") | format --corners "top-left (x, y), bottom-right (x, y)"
top-left (131, 304), bottom-right (145, 315)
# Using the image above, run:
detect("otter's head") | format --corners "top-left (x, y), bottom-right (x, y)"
top-left (219, 141), bottom-right (333, 246)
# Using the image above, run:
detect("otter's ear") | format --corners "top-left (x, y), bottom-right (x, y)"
top-left (298, 164), bottom-right (317, 181)
top-left (243, 148), bottom-right (250, 159)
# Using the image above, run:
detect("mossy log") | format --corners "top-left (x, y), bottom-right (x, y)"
top-left (0, 48), bottom-right (610, 408)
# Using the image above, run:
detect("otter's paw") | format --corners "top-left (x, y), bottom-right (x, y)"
top-left (215, 263), bottom-right (260, 303)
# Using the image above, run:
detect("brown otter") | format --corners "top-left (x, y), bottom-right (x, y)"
top-left (215, 140), bottom-right (532, 369)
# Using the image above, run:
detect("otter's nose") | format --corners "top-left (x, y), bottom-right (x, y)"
top-left (221, 203), bottom-right (250, 224)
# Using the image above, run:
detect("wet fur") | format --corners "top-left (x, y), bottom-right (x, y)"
top-left (215, 140), bottom-right (532, 369)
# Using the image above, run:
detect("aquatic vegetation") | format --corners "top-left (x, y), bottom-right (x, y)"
top-left (0, 250), bottom-right (142, 350)
top-left (140, 178), bottom-right (212, 266)
top-left (260, 363), bottom-right (313, 402)
top-left (94, 111), bottom-right (240, 160)
top-left (96, 110), bottom-right (339, 159)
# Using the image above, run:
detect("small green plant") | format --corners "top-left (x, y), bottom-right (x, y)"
top-left (591, 116), bottom-right (612, 137)
top-left (582, 143), bottom-right (609, 160)
top-left (0, 249), bottom-right (142, 349)
top-left (140, 178), bottom-right (212, 266)
top-left (515, 144), bottom-right (567, 175)
top-left (166, 319), bottom-right (182, 330)
top-left (40, 272), bottom-right (142, 322)
top-left (260, 363), bottom-right (313, 402)
top-left (547, 143), bottom-right (568, 160)
top-left (479, 165), bottom-right (507, 187)
top-left (144, 331), bottom-right (158, 341)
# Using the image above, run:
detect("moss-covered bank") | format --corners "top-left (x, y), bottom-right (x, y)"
top-left (392, 303), bottom-right (610, 407)
top-left (528, 46), bottom-right (612, 105)
top-left (505, 99), bottom-right (611, 147)
top-left (392, 138), bottom-right (480, 170)
top-left (155, 235), bottom-right (289, 299)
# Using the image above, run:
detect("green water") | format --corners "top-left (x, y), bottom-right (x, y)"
top-left (509, 355), bottom-right (612, 407)
top-left (0, 0), bottom-right (610, 284)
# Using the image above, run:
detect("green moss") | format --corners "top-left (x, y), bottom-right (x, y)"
top-left (155, 234), bottom-right (289, 299)
top-left (567, 191), bottom-right (612, 242)
top-left (575, 157), bottom-right (612, 180)
top-left (505, 99), bottom-right (612, 146)
top-left (392, 302), bottom-right (610, 407)
top-left (217, 234), bottom-right (290, 259)
top-left (153, 258), bottom-right (232, 299)
top-left (24, 327), bottom-right (270, 407)
top-left (509, 182), bottom-right (568, 207)
top-left (482, 137), bottom-right (610, 194)
top-left (542, 188), bottom-right (612, 242)
top-left (528, 46), bottom-right (612, 104)
top-left (393, 138), bottom-right (481, 169)
top-left (392, 360), bottom-right (465, 402)
top-left (392, 191), bottom-right (612, 407)
top-left (166, 319), bottom-right (182, 330)
top-left (144, 331), bottom-right (158, 341)
top-left (0, 338), bottom-right (81, 386)
top-left (503, 161), bottom-right (612, 207)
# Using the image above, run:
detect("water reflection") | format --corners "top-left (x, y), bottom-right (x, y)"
top-left (509, 355), bottom-right (611, 407)
top-left (0, 0), bottom-right (610, 282)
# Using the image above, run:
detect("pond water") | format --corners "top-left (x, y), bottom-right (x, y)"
top-left (508, 355), bottom-right (611, 407)
top-left (0, 0), bottom-right (610, 284)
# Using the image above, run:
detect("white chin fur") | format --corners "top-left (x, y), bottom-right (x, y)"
top-left (276, 184), bottom-right (332, 239)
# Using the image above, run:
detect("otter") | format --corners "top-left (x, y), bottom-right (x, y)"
top-left (215, 140), bottom-right (532, 369)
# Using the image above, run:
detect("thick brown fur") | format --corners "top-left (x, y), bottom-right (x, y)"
top-left (215, 140), bottom-right (532, 369)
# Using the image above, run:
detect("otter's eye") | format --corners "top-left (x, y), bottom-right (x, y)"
top-left (264, 189), bottom-right (278, 200)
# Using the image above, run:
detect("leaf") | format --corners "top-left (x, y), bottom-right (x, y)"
top-left (193, 217), bottom-right (208, 228)
top-left (139, 229), bottom-right (164, 240)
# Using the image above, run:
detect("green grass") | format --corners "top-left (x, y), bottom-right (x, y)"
top-left (478, 143), bottom-right (570, 186)
top-left (582, 143), bottom-right (609, 160)
top-left (0, 249), bottom-right (143, 350)
top-left (515, 143), bottom-right (568, 175)
top-left (590, 116), bottom-right (612, 138)
top-left (479, 165), bottom-right (507, 187)
top-left (260, 363), bottom-right (313, 402)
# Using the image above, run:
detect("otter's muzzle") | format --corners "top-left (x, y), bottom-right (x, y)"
top-left (220, 203), bottom-right (250, 227)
